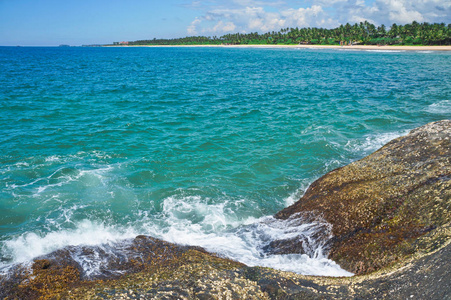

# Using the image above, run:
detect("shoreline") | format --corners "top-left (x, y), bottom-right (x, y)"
top-left (2, 121), bottom-right (450, 299)
top-left (105, 44), bottom-right (451, 51)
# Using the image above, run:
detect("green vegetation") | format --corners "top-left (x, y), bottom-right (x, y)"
top-left (122, 21), bottom-right (450, 46)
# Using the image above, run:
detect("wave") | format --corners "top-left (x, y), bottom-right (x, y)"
top-left (426, 100), bottom-right (451, 114)
top-left (336, 48), bottom-right (404, 53)
top-left (0, 193), bottom-right (353, 277)
top-left (345, 130), bottom-right (409, 155)
top-left (0, 220), bottom-right (137, 267)
top-left (364, 50), bottom-right (404, 53)
top-left (0, 126), bottom-right (409, 279)
top-left (1, 127), bottom-right (408, 279)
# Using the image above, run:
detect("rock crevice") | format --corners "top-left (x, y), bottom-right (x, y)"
top-left (1, 120), bottom-right (450, 299)
top-left (275, 120), bottom-right (451, 275)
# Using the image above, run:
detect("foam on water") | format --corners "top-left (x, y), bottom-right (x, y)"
top-left (426, 100), bottom-right (451, 114)
top-left (283, 189), bottom-right (304, 207)
top-left (0, 192), bottom-right (353, 277)
top-left (345, 130), bottom-right (409, 155)
top-left (7, 164), bottom-right (114, 200)
top-left (141, 196), bottom-right (352, 276)
top-left (1, 46), bottom-right (449, 280)
top-left (337, 48), bottom-right (405, 53)
top-left (0, 130), bottom-right (408, 277)
top-left (364, 49), bottom-right (404, 53)
top-left (0, 220), bottom-right (137, 266)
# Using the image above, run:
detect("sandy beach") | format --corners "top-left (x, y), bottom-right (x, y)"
top-left (110, 44), bottom-right (451, 51)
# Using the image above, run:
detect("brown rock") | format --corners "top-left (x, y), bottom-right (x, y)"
top-left (1, 121), bottom-right (450, 299)
top-left (276, 120), bottom-right (451, 274)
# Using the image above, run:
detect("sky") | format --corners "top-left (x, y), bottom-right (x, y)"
top-left (0, 0), bottom-right (450, 46)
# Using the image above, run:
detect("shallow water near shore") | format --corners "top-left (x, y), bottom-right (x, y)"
top-left (0, 46), bottom-right (450, 277)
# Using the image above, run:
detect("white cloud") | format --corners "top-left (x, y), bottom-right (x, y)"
top-left (212, 21), bottom-right (237, 32)
top-left (387, 1), bottom-right (424, 23)
top-left (312, 0), bottom-right (347, 5)
top-left (187, 4), bottom-right (338, 35)
top-left (281, 5), bottom-right (338, 28)
top-left (188, 18), bottom-right (202, 35)
top-left (231, 0), bottom-right (285, 6)
top-left (374, 0), bottom-right (450, 24)
top-left (186, 0), bottom-right (450, 36)
top-left (316, 0), bottom-right (450, 26)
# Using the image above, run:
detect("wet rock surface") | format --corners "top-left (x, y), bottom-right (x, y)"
top-left (0, 236), bottom-right (223, 299)
top-left (256, 212), bottom-right (333, 257)
top-left (1, 120), bottom-right (450, 299)
top-left (276, 120), bottom-right (451, 275)
top-left (3, 235), bottom-right (449, 299)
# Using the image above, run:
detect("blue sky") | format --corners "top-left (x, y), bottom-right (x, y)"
top-left (0, 0), bottom-right (450, 46)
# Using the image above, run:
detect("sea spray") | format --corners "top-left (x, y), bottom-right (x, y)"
top-left (1, 213), bottom-right (353, 278)
top-left (1, 46), bottom-right (449, 277)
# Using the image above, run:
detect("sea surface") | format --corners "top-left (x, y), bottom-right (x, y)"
top-left (0, 46), bottom-right (450, 277)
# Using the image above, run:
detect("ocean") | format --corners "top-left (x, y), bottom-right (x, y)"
top-left (0, 46), bottom-right (450, 277)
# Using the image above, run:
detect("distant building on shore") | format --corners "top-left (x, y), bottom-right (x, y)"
top-left (113, 41), bottom-right (129, 45)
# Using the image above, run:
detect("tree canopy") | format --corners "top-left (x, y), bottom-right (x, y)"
top-left (121, 21), bottom-right (450, 46)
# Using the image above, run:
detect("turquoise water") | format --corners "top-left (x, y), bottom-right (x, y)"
top-left (0, 46), bottom-right (450, 276)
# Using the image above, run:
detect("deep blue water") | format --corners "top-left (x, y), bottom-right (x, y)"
top-left (0, 46), bottom-right (450, 276)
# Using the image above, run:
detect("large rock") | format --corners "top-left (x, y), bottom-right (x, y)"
top-left (276, 120), bottom-right (451, 274)
top-left (1, 120), bottom-right (450, 299)
top-left (4, 233), bottom-right (450, 299)
top-left (0, 236), bottom-right (232, 299)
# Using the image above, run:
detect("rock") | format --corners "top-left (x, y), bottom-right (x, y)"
top-left (0, 236), bottom-right (239, 299)
top-left (60, 238), bottom-right (451, 299)
top-left (255, 212), bottom-right (333, 256)
top-left (275, 120), bottom-right (451, 275)
top-left (2, 227), bottom-right (450, 299)
top-left (1, 120), bottom-right (450, 299)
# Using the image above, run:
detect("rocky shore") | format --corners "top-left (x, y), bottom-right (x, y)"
top-left (1, 120), bottom-right (450, 299)
top-left (275, 119), bottom-right (451, 275)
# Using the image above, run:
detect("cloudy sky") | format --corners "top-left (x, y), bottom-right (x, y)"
top-left (0, 0), bottom-right (449, 46)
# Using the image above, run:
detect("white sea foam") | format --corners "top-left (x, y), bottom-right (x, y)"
top-left (139, 195), bottom-right (353, 277)
top-left (364, 49), bottom-right (404, 53)
top-left (346, 130), bottom-right (409, 154)
top-left (45, 155), bottom-right (61, 162)
top-left (153, 212), bottom-right (352, 276)
top-left (10, 164), bottom-right (113, 197)
top-left (426, 100), bottom-right (451, 114)
top-left (145, 195), bottom-right (248, 235)
top-left (1, 150), bottom-right (353, 277)
top-left (284, 190), bottom-right (301, 207)
top-left (0, 194), bottom-right (353, 277)
top-left (1, 220), bottom-right (137, 267)
top-left (336, 48), bottom-right (360, 52)
top-left (283, 182), bottom-right (312, 207)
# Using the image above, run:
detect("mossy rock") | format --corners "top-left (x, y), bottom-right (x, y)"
top-left (276, 120), bottom-right (451, 274)
top-left (2, 120), bottom-right (450, 299)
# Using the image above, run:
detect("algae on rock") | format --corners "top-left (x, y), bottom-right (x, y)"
top-left (1, 120), bottom-right (450, 299)
top-left (276, 120), bottom-right (451, 275)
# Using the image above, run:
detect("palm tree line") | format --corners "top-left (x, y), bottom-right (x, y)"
top-left (120, 21), bottom-right (450, 46)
